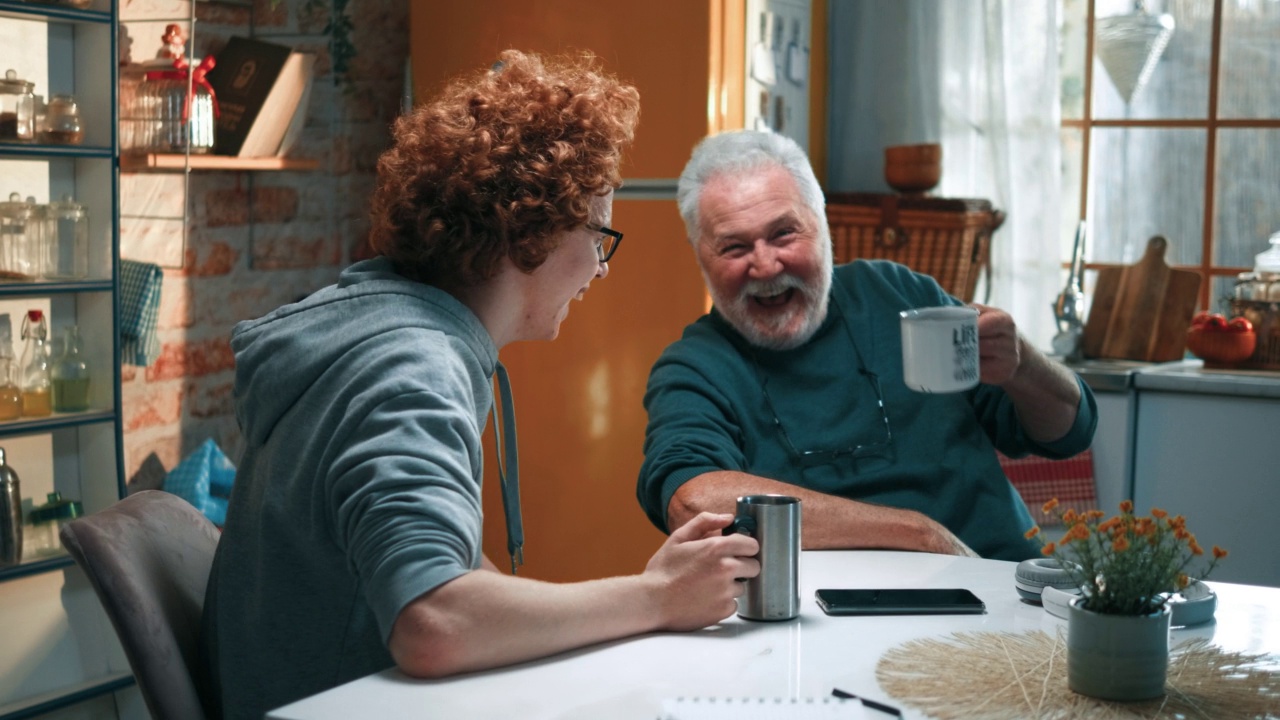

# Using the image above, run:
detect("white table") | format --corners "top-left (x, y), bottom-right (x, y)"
top-left (267, 550), bottom-right (1280, 720)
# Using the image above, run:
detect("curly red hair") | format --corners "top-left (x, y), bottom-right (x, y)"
top-left (367, 49), bottom-right (640, 286)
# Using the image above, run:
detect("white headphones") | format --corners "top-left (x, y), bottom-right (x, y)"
top-left (1014, 557), bottom-right (1217, 626)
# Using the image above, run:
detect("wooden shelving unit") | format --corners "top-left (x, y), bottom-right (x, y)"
top-left (120, 152), bottom-right (320, 172)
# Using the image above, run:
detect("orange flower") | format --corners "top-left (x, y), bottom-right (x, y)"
top-left (1151, 508), bottom-right (1168, 519)
top-left (1119, 499), bottom-right (1134, 513)
top-left (1041, 542), bottom-right (1056, 556)
top-left (1190, 541), bottom-right (1204, 556)
top-left (1062, 509), bottom-right (1079, 524)
top-left (1024, 526), bottom-right (1040, 539)
top-left (1098, 517), bottom-right (1121, 532)
top-left (1177, 573), bottom-right (1190, 589)
top-left (1086, 509), bottom-right (1105, 520)
top-left (1042, 499), bottom-right (1060, 514)
top-left (1072, 523), bottom-right (1090, 541)
top-left (1213, 546), bottom-right (1228, 559)
top-left (1113, 536), bottom-right (1130, 552)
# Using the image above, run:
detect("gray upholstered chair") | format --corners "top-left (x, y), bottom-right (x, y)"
top-left (60, 489), bottom-right (220, 720)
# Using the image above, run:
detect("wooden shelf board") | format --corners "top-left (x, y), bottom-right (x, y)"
top-left (120, 153), bottom-right (320, 171)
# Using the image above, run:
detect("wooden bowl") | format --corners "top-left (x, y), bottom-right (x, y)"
top-left (884, 143), bottom-right (942, 194)
top-left (1185, 328), bottom-right (1257, 365)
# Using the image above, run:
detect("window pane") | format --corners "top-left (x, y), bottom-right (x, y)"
top-left (1219, 0), bottom-right (1280, 118)
top-left (1092, 0), bottom-right (1213, 120)
top-left (1060, 126), bottom-right (1085, 257)
top-left (1211, 275), bottom-right (1237, 315)
top-left (1089, 127), bottom-right (1206, 265)
top-left (1060, 0), bottom-right (1088, 120)
top-left (1214, 128), bottom-right (1280, 268)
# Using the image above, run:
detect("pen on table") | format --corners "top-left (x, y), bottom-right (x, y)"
top-left (830, 688), bottom-right (903, 717)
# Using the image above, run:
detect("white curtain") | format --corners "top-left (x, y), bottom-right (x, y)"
top-left (827, 0), bottom-right (1063, 351)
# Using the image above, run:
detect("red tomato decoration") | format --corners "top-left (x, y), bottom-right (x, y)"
top-left (1191, 311), bottom-right (1213, 328)
top-left (1227, 316), bottom-right (1254, 333)
top-left (1201, 313), bottom-right (1229, 331)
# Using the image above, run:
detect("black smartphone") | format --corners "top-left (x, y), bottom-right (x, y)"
top-left (815, 588), bottom-right (986, 616)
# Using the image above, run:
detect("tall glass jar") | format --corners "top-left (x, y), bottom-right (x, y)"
top-left (19, 309), bottom-right (50, 418)
top-left (141, 64), bottom-right (215, 153)
top-left (0, 193), bottom-right (39, 281)
top-left (41, 195), bottom-right (88, 280)
top-left (51, 326), bottom-right (89, 412)
top-left (0, 69), bottom-right (35, 143)
top-left (0, 314), bottom-right (20, 421)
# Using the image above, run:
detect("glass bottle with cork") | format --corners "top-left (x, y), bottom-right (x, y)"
top-left (19, 309), bottom-right (51, 417)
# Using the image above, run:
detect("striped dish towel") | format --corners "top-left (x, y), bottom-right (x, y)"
top-left (120, 259), bottom-right (163, 366)
top-left (997, 449), bottom-right (1097, 527)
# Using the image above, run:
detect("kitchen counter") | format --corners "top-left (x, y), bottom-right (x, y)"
top-left (1063, 357), bottom-right (1280, 397)
top-left (1132, 359), bottom-right (1280, 399)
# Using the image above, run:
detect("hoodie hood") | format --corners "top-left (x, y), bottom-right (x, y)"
top-left (231, 257), bottom-right (498, 446)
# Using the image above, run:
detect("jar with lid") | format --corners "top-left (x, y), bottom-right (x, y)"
top-left (41, 94), bottom-right (83, 145)
top-left (0, 193), bottom-right (40, 281)
top-left (0, 69), bottom-right (35, 143)
top-left (40, 195), bottom-right (88, 280)
top-left (24, 491), bottom-right (82, 559)
top-left (1234, 231), bottom-right (1280, 302)
top-left (141, 60), bottom-right (215, 153)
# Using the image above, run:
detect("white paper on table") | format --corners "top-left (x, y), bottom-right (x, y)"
top-left (660, 697), bottom-right (884, 719)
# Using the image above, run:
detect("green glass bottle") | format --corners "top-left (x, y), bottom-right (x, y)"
top-left (51, 325), bottom-right (90, 413)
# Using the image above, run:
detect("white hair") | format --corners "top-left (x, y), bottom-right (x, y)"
top-left (676, 130), bottom-right (828, 247)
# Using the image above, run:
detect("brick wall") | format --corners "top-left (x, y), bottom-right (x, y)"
top-left (119, 0), bottom-right (408, 482)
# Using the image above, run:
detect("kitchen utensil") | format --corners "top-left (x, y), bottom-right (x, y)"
top-left (1081, 235), bottom-right (1201, 362)
top-left (1052, 221), bottom-right (1087, 359)
top-left (0, 447), bottom-right (20, 566)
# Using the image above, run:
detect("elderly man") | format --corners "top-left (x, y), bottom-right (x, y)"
top-left (637, 130), bottom-right (1096, 561)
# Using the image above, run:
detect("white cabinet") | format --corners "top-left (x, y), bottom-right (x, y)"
top-left (0, 1), bottom-right (134, 717)
top-left (1132, 388), bottom-right (1280, 588)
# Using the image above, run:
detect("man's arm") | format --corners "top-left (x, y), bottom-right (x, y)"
top-left (974, 304), bottom-right (1082, 443)
top-left (387, 512), bottom-right (759, 678)
top-left (667, 471), bottom-right (977, 557)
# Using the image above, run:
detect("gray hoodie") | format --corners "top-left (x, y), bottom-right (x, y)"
top-left (201, 257), bottom-right (498, 720)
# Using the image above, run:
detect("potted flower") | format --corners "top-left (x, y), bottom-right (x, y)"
top-left (1025, 499), bottom-right (1227, 701)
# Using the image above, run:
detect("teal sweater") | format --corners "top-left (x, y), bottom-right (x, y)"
top-left (638, 261), bottom-right (1097, 561)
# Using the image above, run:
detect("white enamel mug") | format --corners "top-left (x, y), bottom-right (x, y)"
top-left (899, 306), bottom-right (980, 393)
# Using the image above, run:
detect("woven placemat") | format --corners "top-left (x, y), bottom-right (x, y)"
top-left (875, 630), bottom-right (1280, 719)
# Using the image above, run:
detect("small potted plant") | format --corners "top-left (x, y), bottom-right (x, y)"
top-left (1025, 499), bottom-right (1227, 701)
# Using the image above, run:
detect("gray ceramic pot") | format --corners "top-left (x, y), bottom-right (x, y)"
top-left (1067, 596), bottom-right (1171, 701)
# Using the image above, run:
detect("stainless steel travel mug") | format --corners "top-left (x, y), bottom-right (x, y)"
top-left (0, 447), bottom-right (22, 567)
top-left (726, 494), bottom-right (801, 621)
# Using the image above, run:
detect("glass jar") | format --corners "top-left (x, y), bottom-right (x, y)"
top-left (41, 94), bottom-right (83, 145)
top-left (0, 69), bottom-right (35, 143)
top-left (141, 65), bottom-right (215, 153)
top-left (51, 325), bottom-right (90, 412)
top-left (1233, 232), bottom-right (1280, 302)
top-left (0, 193), bottom-right (40, 281)
top-left (40, 195), bottom-right (88, 280)
top-left (25, 491), bottom-right (82, 559)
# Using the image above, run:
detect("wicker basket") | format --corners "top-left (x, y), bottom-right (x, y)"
top-left (1229, 298), bottom-right (1280, 370)
top-left (825, 192), bottom-right (1005, 303)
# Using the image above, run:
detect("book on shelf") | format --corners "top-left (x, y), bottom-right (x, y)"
top-left (205, 36), bottom-right (316, 158)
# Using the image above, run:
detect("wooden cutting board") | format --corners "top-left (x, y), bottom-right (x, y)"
top-left (1081, 236), bottom-right (1201, 362)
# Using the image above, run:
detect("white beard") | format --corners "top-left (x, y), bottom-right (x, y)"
top-left (708, 255), bottom-right (833, 351)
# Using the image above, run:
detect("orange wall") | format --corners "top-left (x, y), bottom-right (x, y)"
top-left (409, 1), bottom-right (736, 581)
